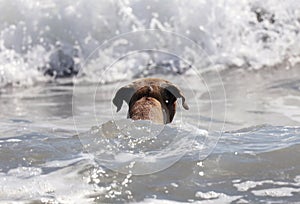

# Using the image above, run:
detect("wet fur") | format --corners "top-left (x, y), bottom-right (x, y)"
top-left (113, 78), bottom-right (189, 124)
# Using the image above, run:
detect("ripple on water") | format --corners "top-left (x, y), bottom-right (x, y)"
top-left (78, 119), bottom-right (208, 175)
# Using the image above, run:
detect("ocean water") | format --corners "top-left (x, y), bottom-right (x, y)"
top-left (0, 0), bottom-right (300, 203)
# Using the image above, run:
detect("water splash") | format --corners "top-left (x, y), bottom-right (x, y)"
top-left (0, 0), bottom-right (300, 87)
top-left (79, 119), bottom-right (208, 175)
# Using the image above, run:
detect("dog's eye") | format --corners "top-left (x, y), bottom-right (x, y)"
top-left (165, 99), bottom-right (169, 104)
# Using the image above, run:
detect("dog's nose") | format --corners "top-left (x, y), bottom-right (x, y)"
top-left (129, 97), bottom-right (165, 124)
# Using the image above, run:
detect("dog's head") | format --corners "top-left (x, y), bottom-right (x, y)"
top-left (113, 78), bottom-right (189, 124)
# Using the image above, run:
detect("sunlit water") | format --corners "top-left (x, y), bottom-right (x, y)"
top-left (0, 0), bottom-right (300, 203)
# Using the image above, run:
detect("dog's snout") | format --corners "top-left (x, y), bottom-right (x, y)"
top-left (129, 97), bottom-right (166, 124)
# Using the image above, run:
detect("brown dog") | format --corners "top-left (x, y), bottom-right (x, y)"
top-left (113, 78), bottom-right (189, 124)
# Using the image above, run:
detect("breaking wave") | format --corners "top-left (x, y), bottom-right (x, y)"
top-left (0, 0), bottom-right (300, 87)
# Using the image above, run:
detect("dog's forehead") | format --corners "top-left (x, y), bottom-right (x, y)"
top-left (132, 78), bottom-right (170, 88)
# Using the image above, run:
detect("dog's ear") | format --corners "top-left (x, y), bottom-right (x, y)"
top-left (162, 83), bottom-right (189, 110)
top-left (113, 85), bottom-right (135, 112)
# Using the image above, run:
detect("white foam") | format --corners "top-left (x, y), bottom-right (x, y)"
top-left (0, 156), bottom-right (103, 203)
top-left (137, 193), bottom-right (242, 204)
top-left (252, 187), bottom-right (300, 197)
top-left (195, 191), bottom-right (223, 199)
top-left (233, 180), bottom-right (266, 192)
top-left (0, 139), bottom-right (22, 143)
top-left (233, 179), bottom-right (299, 193)
top-left (134, 199), bottom-right (184, 204)
top-left (7, 167), bottom-right (42, 178)
top-left (1, 0), bottom-right (300, 87)
top-left (294, 175), bottom-right (300, 184)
